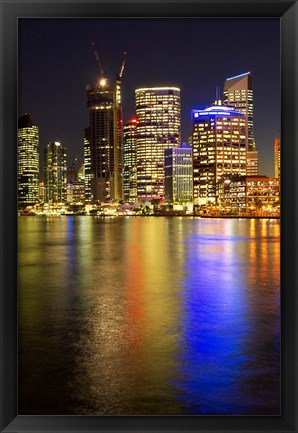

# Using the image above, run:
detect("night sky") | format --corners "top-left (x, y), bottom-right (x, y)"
top-left (18, 18), bottom-right (280, 177)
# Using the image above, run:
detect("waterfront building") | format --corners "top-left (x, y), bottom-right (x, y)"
top-left (67, 180), bottom-right (85, 204)
top-left (86, 51), bottom-right (125, 202)
top-left (18, 113), bottom-right (40, 206)
top-left (274, 138), bottom-right (280, 179)
top-left (164, 143), bottom-right (192, 204)
top-left (192, 100), bottom-right (246, 206)
top-left (218, 175), bottom-right (280, 213)
top-left (84, 127), bottom-right (92, 203)
top-left (72, 180), bottom-right (85, 203)
top-left (123, 118), bottom-right (138, 203)
top-left (223, 71), bottom-right (258, 175)
top-left (135, 87), bottom-right (181, 202)
top-left (44, 141), bottom-right (67, 203)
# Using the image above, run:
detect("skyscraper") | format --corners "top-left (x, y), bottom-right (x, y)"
top-left (83, 127), bottom-right (92, 203)
top-left (164, 143), bottom-right (192, 204)
top-left (44, 142), bottom-right (67, 203)
top-left (274, 138), bottom-right (280, 179)
top-left (18, 113), bottom-right (40, 206)
top-left (223, 71), bottom-right (258, 175)
top-left (135, 87), bottom-right (181, 201)
top-left (192, 100), bottom-right (246, 206)
top-left (123, 118), bottom-right (138, 203)
top-left (86, 49), bottom-right (125, 203)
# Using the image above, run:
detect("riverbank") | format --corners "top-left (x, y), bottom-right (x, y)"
top-left (19, 213), bottom-right (280, 219)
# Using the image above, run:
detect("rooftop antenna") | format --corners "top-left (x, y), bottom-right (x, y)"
top-left (215, 86), bottom-right (220, 104)
top-left (215, 85), bottom-right (222, 104)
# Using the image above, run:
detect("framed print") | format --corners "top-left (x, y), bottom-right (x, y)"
top-left (1, 1), bottom-right (297, 432)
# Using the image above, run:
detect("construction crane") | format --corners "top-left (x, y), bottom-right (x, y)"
top-left (91, 42), bottom-right (105, 78)
top-left (117, 51), bottom-right (127, 81)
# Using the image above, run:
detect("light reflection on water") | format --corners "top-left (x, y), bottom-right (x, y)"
top-left (18, 217), bottom-right (280, 415)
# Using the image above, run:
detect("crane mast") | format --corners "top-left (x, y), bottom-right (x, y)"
top-left (117, 51), bottom-right (127, 81)
top-left (91, 42), bottom-right (105, 78)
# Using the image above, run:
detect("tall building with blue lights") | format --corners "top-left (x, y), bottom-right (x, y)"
top-left (192, 100), bottom-right (246, 206)
top-left (223, 72), bottom-right (258, 175)
top-left (164, 144), bottom-right (192, 204)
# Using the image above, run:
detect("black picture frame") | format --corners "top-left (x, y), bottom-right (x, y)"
top-left (1, 1), bottom-right (297, 432)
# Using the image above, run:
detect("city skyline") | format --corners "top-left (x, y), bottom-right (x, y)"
top-left (16, 17), bottom-right (282, 418)
top-left (18, 18), bottom-right (280, 177)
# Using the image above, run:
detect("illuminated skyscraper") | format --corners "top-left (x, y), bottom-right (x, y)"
top-left (84, 127), bottom-right (92, 203)
top-left (18, 113), bottom-right (40, 206)
top-left (164, 143), bottom-right (192, 204)
top-left (274, 138), bottom-right (280, 179)
top-left (192, 100), bottom-right (246, 206)
top-left (223, 72), bottom-right (258, 175)
top-left (123, 119), bottom-right (138, 203)
top-left (86, 49), bottom-right (125, 202)
top-left (44, 142), bottom-right (67, 203)
top-left (135, 87), bottom-right (181, 201)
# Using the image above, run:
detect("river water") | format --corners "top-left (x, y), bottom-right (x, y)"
top-left (18, 216), bottom-right (280, 415)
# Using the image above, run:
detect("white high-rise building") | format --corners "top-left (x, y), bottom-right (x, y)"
top-left (135, 87), bottom-right (181, 201)
top-left (223, 72), bottom-right (258, 175)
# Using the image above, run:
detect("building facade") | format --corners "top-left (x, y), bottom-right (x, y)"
top-left (18, 114), bottom-right (40, 206)
top-left (218, 175), bottom-right (280, 213)
top-left (86, 58), bottom-right (125, 203)
top-left (192, 100), bottom-right (246, 206)
top-left (123, 119), bottom-right (138, 203)
top-left (84, 127), bottom-right (92, 203)
top-left (67, 180), bottom-right (85, 204)
top-left (44, 142), bottom-right (67, 203)
top-left (39, 181), bottom-right (45, 203)
top-left (246, 150), bottom-right (259, 176)
top-left (223, 72), bottom-right (258, 175)
top-left (164, 144), bottom-right (192, 204)
top-left (135, 87), bottom-right (181, 202)
top-left (274, 138), bottom-right (280, 179)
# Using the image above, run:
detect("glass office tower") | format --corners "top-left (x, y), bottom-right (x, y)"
top-left (164, 144), bottom-right (192, 204)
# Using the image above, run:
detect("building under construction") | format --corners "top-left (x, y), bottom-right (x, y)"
top-left (86, 44), bottom-right (125, 203)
